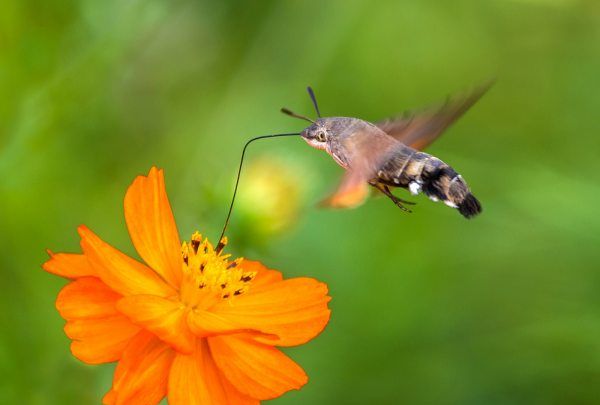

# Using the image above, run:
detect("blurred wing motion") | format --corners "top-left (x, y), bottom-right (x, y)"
top-left (320, 128), bottom-right (397, 208)
top-left (376, 81), bottom-right (493, 150)
top-left (318, 169), bottom-right (369, 208)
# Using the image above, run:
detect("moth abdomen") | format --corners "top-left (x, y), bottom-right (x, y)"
top-left (376, 147), bottom-right (482, 218)
top-left (457, 193), bottom-right (481, 218)
top-left (376, 146), bottom-right (428, 187)
top-left (420, 161), bottom-right (482, 218)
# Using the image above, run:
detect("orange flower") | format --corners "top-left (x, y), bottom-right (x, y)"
top-left (43, 167), bottom-right (331, 404)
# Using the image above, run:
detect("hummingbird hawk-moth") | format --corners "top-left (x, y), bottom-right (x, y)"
top-left (281, 83), bottom-right (491, 218)
top-left (217, 83), bottom-right (491, 247)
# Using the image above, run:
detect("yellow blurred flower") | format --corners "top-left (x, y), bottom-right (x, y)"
top-left (236, 156), bottom-right (309, 237)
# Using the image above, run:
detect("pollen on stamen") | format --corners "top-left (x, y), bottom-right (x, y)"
top-left (180, 232), bottom-right (257, 304)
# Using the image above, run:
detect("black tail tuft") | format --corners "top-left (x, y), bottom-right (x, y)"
top-left (458, 193), bottom-right (482, 219)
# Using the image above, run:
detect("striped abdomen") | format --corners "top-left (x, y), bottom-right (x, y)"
top-left (376, 144), bottom-right (482, 218)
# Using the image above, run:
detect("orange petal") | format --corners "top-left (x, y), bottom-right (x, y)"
top-left (187, 309), bottom-right (250, 337)
top-left (108, 331), bottom-right (174, 405)
top-left (102, 389), bottom-right (116, 405)
top-left (210, 277), bottom-right (331, 346)
top-left (184, 261), bottom-right (293, 340)
top-left (124, 167), bottom-right (182, 289)
top-left (220, 374), bottom-right (260, 405)
top-left (168, 339), bottom-right (257, 405)
top-left (43, 251), bottom-right (95, 279)
top-left (79, 225), bottom-right (176, 297)
top-left (242, 260), bottom-right (282, 290)
top-left (56, 277), bottom-right (121, 319)
top-left (56, 278), bottom-right (140, 364)
top-left (168, 339), bottom-right (224, 404)
top-left (66, 315), bottom-right (140, 364)
top-left (117, 295), bottom-right (195, 354)
top-left (209, 334), bottom-right (308, 400)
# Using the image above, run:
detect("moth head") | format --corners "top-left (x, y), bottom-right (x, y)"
top-left (281, 86), bottom-right (328, 151)
top-left (301, 121), bottom-right (329, 151)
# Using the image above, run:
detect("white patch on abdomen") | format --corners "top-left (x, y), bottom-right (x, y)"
top-left (409, 181), bottom-right (422, 195)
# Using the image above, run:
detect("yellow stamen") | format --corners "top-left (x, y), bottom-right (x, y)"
top-left (180, 232), bottom-right (256, 308)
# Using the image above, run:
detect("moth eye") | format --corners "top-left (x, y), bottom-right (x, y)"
top-left (316, 131), bottom-right (327, 142)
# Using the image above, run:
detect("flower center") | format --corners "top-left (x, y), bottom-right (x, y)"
top-left (179, 232), bottom-right (256, 308)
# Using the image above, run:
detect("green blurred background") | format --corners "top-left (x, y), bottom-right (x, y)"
top-left (1, 0), bottom-right (599, 404)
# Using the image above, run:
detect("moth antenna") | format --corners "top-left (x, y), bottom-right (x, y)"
top-left (307, 86), bottom-right (321, 118)
top-left (281, 107), bottom-right (315, 124)
top-left (216, 132), bottom-right (301, 252)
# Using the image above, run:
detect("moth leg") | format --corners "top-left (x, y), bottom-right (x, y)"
top-left (370, 182), bottom-right (414, 212)
top-left (389, 189), bottom-right (416, 205)
top-left (372, 182), bottom-right (416, 205)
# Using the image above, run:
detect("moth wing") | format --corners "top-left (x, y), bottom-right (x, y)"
top-left (320, 128), bottom-right (397, 209)
top-left (318, 169), bottom-right (370, 208)
top-left (376, 81), bottom-right (493, 150)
